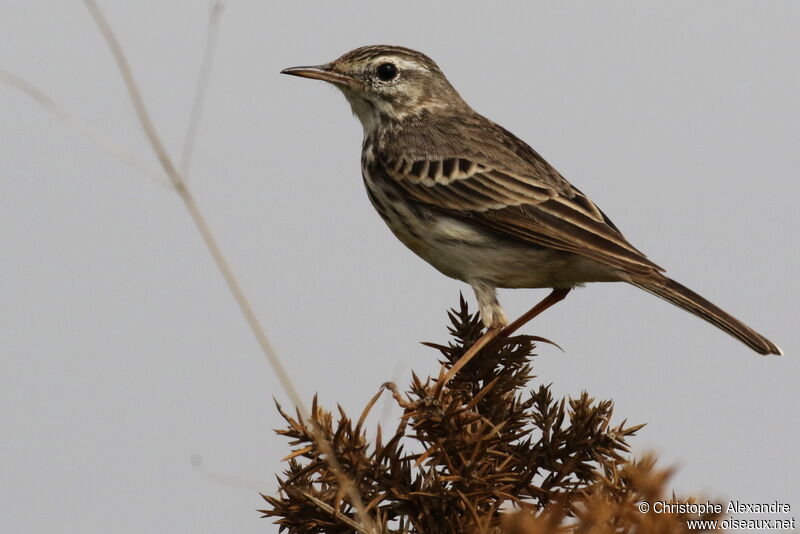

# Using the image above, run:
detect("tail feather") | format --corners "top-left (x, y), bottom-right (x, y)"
top-left (630, 277), bottom-right (782, 355)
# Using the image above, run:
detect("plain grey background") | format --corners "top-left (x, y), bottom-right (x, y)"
top-left (1, 2), bottom-right (797, 532)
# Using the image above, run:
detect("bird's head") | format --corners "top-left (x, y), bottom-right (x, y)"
top-left (281, 45), bottom-right (466, 133)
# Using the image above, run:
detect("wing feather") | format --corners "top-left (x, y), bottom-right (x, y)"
top-left (381, 155), bottom-right (662, 276)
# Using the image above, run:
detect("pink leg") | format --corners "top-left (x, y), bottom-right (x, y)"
top-left (441, 326), bottom-right (502, 385)
top-left (500, 288), bottom-right (571, 337)
top-left (442, 288), bottom-right (571, 385)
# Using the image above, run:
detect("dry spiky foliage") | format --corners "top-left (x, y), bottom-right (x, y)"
top-left (261, 297), bottom-right (719, 533)
top-left (501, 455), bottom-right (722, 534)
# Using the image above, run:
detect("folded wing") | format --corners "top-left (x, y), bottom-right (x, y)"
top-left (381, 154), bottom-right (663, 277)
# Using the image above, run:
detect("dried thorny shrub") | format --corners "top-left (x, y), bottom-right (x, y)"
top-left (261, 297), bottom-right (720, 533)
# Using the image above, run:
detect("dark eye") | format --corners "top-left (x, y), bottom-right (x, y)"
top-left (376, 62), bottom-right (398, 81)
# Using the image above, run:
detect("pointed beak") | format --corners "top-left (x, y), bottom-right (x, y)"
top-left (280, 64), bottom-right (354, 87)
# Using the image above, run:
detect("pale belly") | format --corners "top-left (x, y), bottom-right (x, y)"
top-left (369, 186), bottom-right (621, 289)
top-left (408, 214), bottom-right (619, 288)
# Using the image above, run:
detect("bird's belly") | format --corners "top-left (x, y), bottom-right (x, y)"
top-left (419, 217), bottom-right (619, 288)
top-left (369, 189), bottom-right (619, 288)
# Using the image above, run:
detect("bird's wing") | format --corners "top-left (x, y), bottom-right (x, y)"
top-left (380, 154), bottom-right (663, 277)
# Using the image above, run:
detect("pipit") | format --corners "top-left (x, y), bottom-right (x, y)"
top-left (282, 45), bottom-right (782, 375)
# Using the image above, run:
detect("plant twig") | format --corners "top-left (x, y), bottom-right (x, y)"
top-left (295, 490), bottom-right (372, 534)
top-left (81, 2), bottom-right (376, 531)
top-left (180, 1), bottom-right (224, 179)
top-left (0, 68), bottom-right (170, 188)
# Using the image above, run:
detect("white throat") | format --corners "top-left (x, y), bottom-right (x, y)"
top-left (340, 89), bottom-right (408, 137)
top-left (345, 94), bottom-right (381, 136)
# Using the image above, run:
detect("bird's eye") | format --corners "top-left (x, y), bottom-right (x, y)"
top-left (376, 62), bottom-right (398, 81)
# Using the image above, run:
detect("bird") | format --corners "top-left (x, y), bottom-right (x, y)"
top-left (281, 45), bottom-right (782, 374)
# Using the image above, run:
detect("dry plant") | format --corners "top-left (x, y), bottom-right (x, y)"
top-left (261, 297), bottom-right (722, 533)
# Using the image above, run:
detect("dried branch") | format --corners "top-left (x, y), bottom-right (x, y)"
top-left (262, 298), bottom-right (720, 533)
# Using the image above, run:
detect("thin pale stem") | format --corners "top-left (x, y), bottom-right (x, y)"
top-left (0, 68), bottom-right (170, 188)
top-left (82, 1), bottom-right (376, 530)
top-left (180, 2), bottom-right (224, 179)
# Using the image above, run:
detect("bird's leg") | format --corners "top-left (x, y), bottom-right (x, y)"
top-left (442, 286), bottom-right (570, 385)
top-left (441, 280), bottom-right (504, 385)
top-left (441, 325), bottom-right (502, 385)
top-left (500, 288), bottom-right (571, 337)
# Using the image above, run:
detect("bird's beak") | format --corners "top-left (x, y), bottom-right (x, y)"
top-left (280, 64), bottom-right (354, 87)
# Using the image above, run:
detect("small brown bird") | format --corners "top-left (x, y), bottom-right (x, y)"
top-left (282, 45), bottom-right (782, 366)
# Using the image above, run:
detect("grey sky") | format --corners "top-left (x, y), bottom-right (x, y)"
top-left (1, 2), bottom-right (798, 532)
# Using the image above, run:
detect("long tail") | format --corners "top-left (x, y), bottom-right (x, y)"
top-left (630, 276), bottom-right (782, 355)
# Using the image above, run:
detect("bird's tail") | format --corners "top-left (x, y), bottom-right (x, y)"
top-left (630, 276), bottom-right (782, 355)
